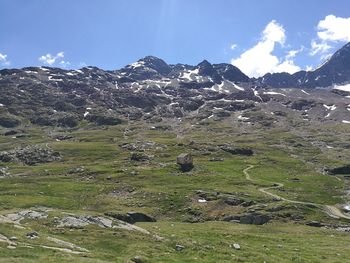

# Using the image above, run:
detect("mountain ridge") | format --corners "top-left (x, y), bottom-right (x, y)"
top-left (2, 42), bottom-right (350, 90)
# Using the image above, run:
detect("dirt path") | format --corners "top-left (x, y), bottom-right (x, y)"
top-left (243, 165), bottom-right (350, 220)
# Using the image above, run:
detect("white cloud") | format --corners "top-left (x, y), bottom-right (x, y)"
top-left (262, 20), bottom-right (286, 44)
top-left (59, 60), bottom-right (71, 68)
top-left (317, 15), bottom-right (350, 42)
top-left (231, 20), bottom-right (300, 77)
top-left (274, 59), bottom-right (301, 74)
top-left (310, 15), bottom-right (350, 56)
top-left (230, 44), bottom-right (237, 50)
top-left (0, 53), bottom-right (10, 66)
top-left (310, 40), bottom-right (331, 56)
top-left (305, 65), bottom-right (313, 71)
top-left (286, 46), bottom-right (304, 59)
top-left (39, 51), bottom-right (67, 66)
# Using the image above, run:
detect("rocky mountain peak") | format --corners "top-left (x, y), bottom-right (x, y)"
top-left (213, 63), bottom-right (250, 83)
top-left (138, 56), bottom-right (172, 75)
top-left (196, 60), bottom-right (222, 83)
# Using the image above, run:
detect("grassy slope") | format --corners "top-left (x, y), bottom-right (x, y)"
top-left (0, 120), bottom-right (349, 262)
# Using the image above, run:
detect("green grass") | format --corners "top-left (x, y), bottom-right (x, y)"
top-left (0, 121), bottom-right (349, 261)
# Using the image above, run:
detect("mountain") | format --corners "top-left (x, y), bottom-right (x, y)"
top-left (258, 42), bottom-right (350, 89)
top-left (0, 43), bottom-right (350, 130)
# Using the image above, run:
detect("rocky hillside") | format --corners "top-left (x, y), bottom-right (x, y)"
top-left (0, 44), bottom-right (350, 130)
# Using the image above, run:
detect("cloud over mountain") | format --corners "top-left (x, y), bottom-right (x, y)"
top-left (231, 20), bottom-right (300, 78)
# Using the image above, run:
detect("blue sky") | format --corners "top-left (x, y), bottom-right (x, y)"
top-left (0, 0), bottom-right (349, 77)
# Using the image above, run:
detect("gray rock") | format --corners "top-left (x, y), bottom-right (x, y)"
top-left (224, 197), bottom-right (244, 206)
top-left (220, 145), bottom-right (253, 156)
top-left (0, 167), bottom-right (10, 177)
top-left (222, 213), bottom-right (270, 225)
top-left (177, 153), bottom-right (193, 172)
top-left (0, 145), bottom-right (61, 165)
top-left (175, 244), bottom-right (185, 251)
top-left (306, 221), bottom-right (325, 227)
top-left (105, 212), bottom-right (156, 224)
top-left (130, 152), bottom-right (151, 162)
top-left (6, 209), bottom-right (48, 223)
top-left (26, 231), bottom-right (38, 239)
top-left (239, 214), bottom-right (270, 225)
top-left (232, 243), bottom-right (241, 250)
top-left (68, 166), bottom-right (85, 174)
top-left (57, 215), bottom-right (113, 228)
top-left (131, 256), bottom-right (143, 263)
top-left (127, 212), bottom-right (156, 223)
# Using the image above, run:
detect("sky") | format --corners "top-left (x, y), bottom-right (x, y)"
top-left (0, 0), bottom-right (350, 77)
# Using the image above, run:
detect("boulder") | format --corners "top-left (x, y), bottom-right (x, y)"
top-left (86, 114), bottom-right (123, 126)
top-left (0, 167), bottom-right (10, 177)
top-left (326, 165), bottom-right (350, 175)
top-left (222, 214), bottom-right (269, 225)
top-left (26, 231), bottom-right (39, 239)
top-left (130, 152), bottom-right (150, 162)
top-left (105, 212), bottom-right (156, 224)
top-left (177, 153), bottom-right (193, 172)
top-left (239, 214), bottom-right (270, 225)
top-left (306, 221), bottom-right (325, 227)
top-left (232, 243), bottom-right (241, 250)
top-left (4, 130), bottom-right (18, 136)
top-left (175, 244), bottom-right (185, 251)
top-left (290, 99), bottom-right (315, 111)
top-left (0, 115), bottom-right (21, 128)
top-left (127, 212), bottom-right (156, 223)
top-left (220, 146), bottom-right (253, 156)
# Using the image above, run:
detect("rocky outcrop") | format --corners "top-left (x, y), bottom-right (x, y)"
top-left (220, 145), bottom-right (253, 156)
top-left (105, 212), bottom-right (156, 224)
top-left (222, 213), bottom-right (270, 225)
top-left (326, 165), bottom-right (350, 175)
top-left (0, 115), bottom-right (21, 128)
top-left (0, 145), bottom-right (61, 165)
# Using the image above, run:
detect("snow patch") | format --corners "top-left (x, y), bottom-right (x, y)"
top-left (180, 68), bottom-right (199, 81)
top-left (25, 70), bottom-right (38, 74)
top-left (238, 115), bottom-right (250, 121)
top-left (232, 83), bottom-right (244, 91)
top-left (333, 84), bottom-right (350, 92)
top-left (48, 76), bottom-right (63, 82)
top-left (264, 91), bottom-right (286, 97)
top-left (342, 120), bottom-right (350, 124)
top-left (323, 104), bottom-right (336, 111)
top-left (253, 89), bottom-right (263, 102)
top-left (129, 61), bottom-right (145, 69)
top-left (65, 72), bottom-right (76, 76)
